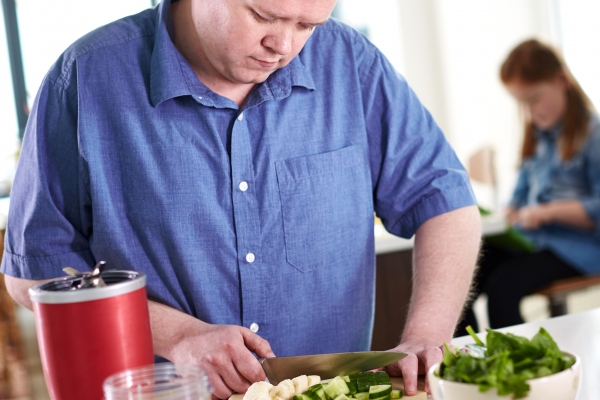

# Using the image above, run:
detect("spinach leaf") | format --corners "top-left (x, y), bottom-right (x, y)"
top-left (438, 326), bottom-right (575, 399)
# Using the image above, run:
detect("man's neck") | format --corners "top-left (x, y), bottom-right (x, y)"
top-left (171, 0), bottom-right (254, 107)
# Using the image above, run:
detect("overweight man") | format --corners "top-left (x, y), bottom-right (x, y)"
top-left (2, 0), bottom-right (481, 397)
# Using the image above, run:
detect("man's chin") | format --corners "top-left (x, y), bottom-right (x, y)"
top-left (232, 70), bottom-right (276, 85)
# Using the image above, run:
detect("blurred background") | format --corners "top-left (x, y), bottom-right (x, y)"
top-left (2, 0), bottom-right (600, 209)
top-left (1, 0), bottom-right (600, 398)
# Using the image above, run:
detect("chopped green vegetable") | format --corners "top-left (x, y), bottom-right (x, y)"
top-left (324, 377), bottom-right (350, 399)
top-left (356, 376), bottom-right (371, 393)
top-left (439, 326), bottom-right (575, 399)
top-left (368, 385), bottom-right (391, 399)
top-left (353, 393), bottom-right (369, 400)
top-left (390, 390), bottom-right (402, 399)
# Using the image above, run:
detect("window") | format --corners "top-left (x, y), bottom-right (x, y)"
top-left (17, 0), bottom-right (152, 108)
top-left (0, 5), bottom-right (19, 196)
top-left (0, 0), bottom-right (152, 196)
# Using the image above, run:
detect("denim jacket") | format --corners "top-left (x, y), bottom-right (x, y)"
top-left (510, 115), bottom-right (600, 274)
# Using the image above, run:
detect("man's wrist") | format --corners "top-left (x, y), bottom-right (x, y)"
top-left (149, 301), bottom-right (206, 360)
top-left (401, 320), bottom-right (454, 346)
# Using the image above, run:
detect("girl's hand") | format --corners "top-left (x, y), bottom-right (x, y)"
top-left (516, 205), bottom-right (552, 230)
top-left (504, 206), bottom-right (519, 226)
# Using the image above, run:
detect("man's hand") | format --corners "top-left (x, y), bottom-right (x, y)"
top-left (384, 339), bottom-right (443, 395)
top-left (150, 302), bottom-right (275, 400)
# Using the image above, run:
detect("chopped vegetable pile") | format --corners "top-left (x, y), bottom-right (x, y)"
top-left (303, 372), bottom-right (402, 400)
top-left (243, 372), bottom-right (402, 400)
top-left (439, 326), bottom-right (575, 399)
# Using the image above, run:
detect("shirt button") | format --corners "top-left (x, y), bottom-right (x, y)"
top-left (239, 181), bottom-right (248, 192)
top-left (237, 112), bottom-right (244, 121)
top-left (198, 96), bottom-right (203, 100)
top-left (250, 323), bottom-right (259, 333)
top-left (246, 252), bottom-right (255, 263)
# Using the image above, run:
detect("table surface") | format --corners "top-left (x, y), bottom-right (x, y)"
top-left (452, 307), bottom-right (600, 400)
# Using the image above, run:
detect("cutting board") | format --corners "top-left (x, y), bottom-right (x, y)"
top-left (230, 376), bottom-right (427, 400)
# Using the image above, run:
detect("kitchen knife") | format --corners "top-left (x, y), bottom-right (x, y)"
top-left (259, 351), bottom-right (406, 385)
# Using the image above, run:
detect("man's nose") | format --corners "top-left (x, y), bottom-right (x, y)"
top-left (262, 28), bottom-right (292, 56)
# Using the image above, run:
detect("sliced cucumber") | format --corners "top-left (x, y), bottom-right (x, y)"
top-left (390, 390), bottom-right (402, 399)
top-left (324, 376), bottom-right (350, 399)
top-left (369, 395), bottom-right (390, 400)
top-left (346, 381), bottom-right (357, 395)
top-left (302, 391), bottom-right (320, 400)
top-left (356, 376), bottom-right (371, 393)
top-left (373, 372), bottom-right (391, 385)
top-left (294, 395), bottom-right (304, 400)
top-left (342, 376), bottom-right (350, 383)
top-left (310, 385), bottom-right (327, 400)
top-left (353, 392), bottom-right (369, 400)
top-left (369, 385), bottom-right (392, 399)
top-left (333, 394), bottom-right (350, 400)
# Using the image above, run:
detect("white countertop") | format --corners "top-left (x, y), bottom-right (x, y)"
top-left (374, 214), bottom-right (507, 255)
top-left (452, 308), bottom-right (600, 400)
top-left (0, 197), bottom-right (9, 231)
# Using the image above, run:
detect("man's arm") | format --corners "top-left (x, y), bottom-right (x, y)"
top-left (4, 275), bottom-right (275, 400)
top-left (384, 205), bottom-right (481, 396)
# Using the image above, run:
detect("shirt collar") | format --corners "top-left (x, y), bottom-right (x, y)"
top-left (150, 0), bottom-right (315, 108)
top-left (535, 121), bottom-right (563, 141)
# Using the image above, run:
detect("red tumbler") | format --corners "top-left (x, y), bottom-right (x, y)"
top-left (29, 268), bottom-right (154, 400)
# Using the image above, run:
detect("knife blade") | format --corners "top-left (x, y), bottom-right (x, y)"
top-left (260, 351), bottom-right (406, 385)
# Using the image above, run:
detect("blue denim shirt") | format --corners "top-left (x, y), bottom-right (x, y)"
top-left (510, 115), bottom-right (600, 274)
top-left (1, 1), bottom-right (475, 355)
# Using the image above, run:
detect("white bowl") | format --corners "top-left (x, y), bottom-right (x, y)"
top-left (427, 352), bottom-right (581, 400)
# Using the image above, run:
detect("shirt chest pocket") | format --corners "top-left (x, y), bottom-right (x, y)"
top-left (275, 145), bottom-right (372, 272)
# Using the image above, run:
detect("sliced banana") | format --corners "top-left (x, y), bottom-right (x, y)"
top-left (280, 379), bottom-right (296, 399)
top-left (269, 382), bottom-right (291, 399)
top-left (307, 376), bottom-right (321, 387)
top-left (244, 374), bottom-right (321, 400)
top-left (291, 375), bottom-right (309, 395)
top-left (243, 381), bottom-right (273, 400)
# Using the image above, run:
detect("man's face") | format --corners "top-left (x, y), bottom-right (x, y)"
top-left (188, 0), bottom-right (336, 86)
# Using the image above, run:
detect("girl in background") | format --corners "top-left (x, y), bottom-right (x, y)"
top-left (457, 39), bottom-right (600, 335)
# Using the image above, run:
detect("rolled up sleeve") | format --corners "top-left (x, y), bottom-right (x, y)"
top-left (1, 65), bottom-right (95, 280)
top-left (360, 47), bottom-right (476, 238)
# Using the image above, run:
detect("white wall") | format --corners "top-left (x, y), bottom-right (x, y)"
top-left (433, 0), bottom-right (561, 208)
top-left (340, 0), bottom-right (563, 210)
top-left (559, 0), bottom-right (600, 110)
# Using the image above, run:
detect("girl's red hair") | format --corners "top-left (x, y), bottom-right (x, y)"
top-left (500, 39), bottom-right (593, 161)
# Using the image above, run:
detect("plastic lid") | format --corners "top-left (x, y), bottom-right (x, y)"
top-left (103, 363), bottom-right (212, 400)
top-left (29, 270), bottom-right (146, 304)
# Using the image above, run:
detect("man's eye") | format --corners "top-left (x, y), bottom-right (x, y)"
top-left (298, 23), bottom-right (315, 31)
top-left (253, 12), bottom-right (273, 23)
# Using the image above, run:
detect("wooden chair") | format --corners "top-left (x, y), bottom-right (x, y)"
top-left (535, 274), bottom-right (600, 317)
top-left (0, 229), bottom-right (31, 398)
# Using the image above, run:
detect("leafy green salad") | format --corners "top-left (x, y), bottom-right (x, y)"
top-left (438, 326), bottom-right (575, 399)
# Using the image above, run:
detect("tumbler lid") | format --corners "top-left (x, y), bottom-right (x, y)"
top-left (29, 270), bottom-right (146, 304)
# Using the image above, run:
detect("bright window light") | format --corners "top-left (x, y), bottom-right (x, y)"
top-left (559, 0), bottom-right (600, 109)
top-left (17, 0), bottom-right (152, 103)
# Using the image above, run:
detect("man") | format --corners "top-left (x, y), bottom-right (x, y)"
top-left (1, 0), bottom-right (481, 397)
